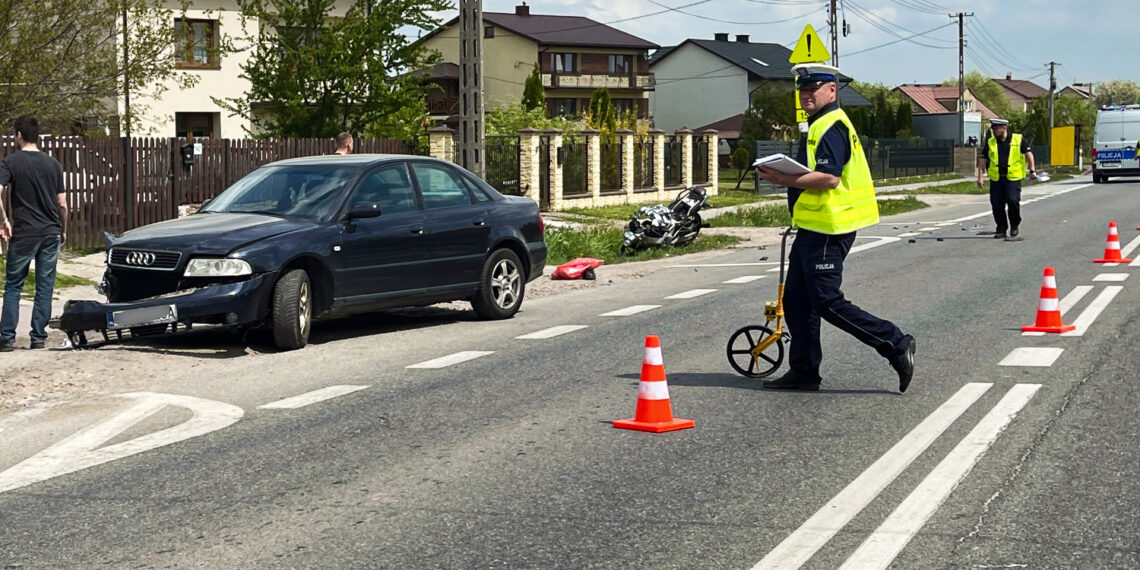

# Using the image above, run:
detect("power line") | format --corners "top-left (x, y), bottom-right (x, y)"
top-left (846, 1), bottom-right (955, 49)
top-left (644, 0), bottom-right (825, 25)
top-left (965, 19), bottom-right (1036, 73)
top-left (843, 21), bottom-right (956, 56)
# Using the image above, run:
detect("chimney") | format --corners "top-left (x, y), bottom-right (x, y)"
top-left (515, 3), bottom-right (529, 16)
top-left (714, 33), bottom-right (729, 41)
top-left (1005, 73), bottom-right (1012, 80)
top-left (736, 34), bottom-right (749, 43)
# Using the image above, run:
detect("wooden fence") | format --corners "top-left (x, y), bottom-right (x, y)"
top-left (0, 136), bottom-right (408, 249)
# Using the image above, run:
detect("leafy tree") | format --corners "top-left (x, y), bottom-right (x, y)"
top-left (942, 71), bottom-right (1012, 119)
top-left (522, 63), bottom-right (544, 112)
top-left (894, 100), bottom-right (913, 137)
top-left (730, 147), bottom-right (751, 171)
top-left (218, 0), bottom-right (449, 139)
top-left (586, 88), bottom-right (617, 134)
top-left (484, 102), bottom-right (578, 136)
top-left (1093, 79), bottom-right (1140, 107)
top-left (0, 0), bottom-right (212, 135)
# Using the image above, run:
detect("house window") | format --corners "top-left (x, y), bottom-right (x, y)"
top-left (551, 53), bottom-right (576, 74)
top-left (608, 54), bottom-right (632, 76)
top-left (612, 98), bottom-right (634, 117)
top-left (549, 98), bottom-right (577, 117)
top-left (175, 112), bottom-right (218, 139)
top-left (174, 19), bottom-right (218, 67)
top-left (484, 26), bottom-right (494, 38)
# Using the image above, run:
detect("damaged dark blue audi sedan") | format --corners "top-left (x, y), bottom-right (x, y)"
top-left (56, 155), bottom-right (547, 350)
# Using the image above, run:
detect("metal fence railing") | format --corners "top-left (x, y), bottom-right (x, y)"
top-left (484, 136), bottom-right (521, 195)
top-left (752, 138), bottom-right (959, 193)
top-left (634, 135), bottom-right (654, 191)
top-left (692, 137), bottom-right (709, 184)
top-left (663, 136), bottom-right (682, 187)
top-left (600, 136), bottom-right (622, 194)
top-left (561, 136), bottom-right (589, 197)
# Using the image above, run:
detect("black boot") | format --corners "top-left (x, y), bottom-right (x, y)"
top-left (891, 335), bottom-right (916, 393)
top-left (763, 370), bottom-right (820, 391)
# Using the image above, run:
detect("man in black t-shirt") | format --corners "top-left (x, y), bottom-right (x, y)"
top-left (0, 115), bottom-right (67, 351)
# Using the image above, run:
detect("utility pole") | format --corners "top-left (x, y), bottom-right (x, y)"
top-left (829, 0), bottom-right (838, 67)
top-left (950, 12), bottom-right (972, 146)
top-left (458, 0), bottom-right (485, 178)
top-left (1047, 61), bottom-right (1057, 148)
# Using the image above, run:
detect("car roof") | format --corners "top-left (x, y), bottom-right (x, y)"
top-left (265, 154), bottom-right (437, 168)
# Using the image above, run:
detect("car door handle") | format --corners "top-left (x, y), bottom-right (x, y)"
top-left (411, 226), bottom-right (424, 235)
top-left (473, 219), bottom-right (485, 227)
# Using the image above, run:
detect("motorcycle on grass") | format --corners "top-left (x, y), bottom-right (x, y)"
top-left (619, 186), bottom-right (711, 256)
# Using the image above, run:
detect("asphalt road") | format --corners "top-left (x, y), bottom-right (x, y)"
top-left (2, 174), bottom-right (1139, 568)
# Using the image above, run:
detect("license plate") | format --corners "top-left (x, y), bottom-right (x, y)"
top-left (1100, 161), bottom-right (1121, 168)
top-left (107, 304), bottom-right (177, 330)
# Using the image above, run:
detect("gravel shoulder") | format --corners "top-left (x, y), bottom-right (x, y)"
top-left (0, 194), bottom-right (975, 415)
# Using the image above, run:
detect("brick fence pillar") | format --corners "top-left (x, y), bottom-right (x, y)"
top-left (704, 129), bottom-right (719, 195)
top-left (649, 128), bottom-right (665, 199)
top-left (517, 128), bottom-right (541, 204)
top-left (545, 129), bottom-right (564, 210)
top-left (677, 128), bottom-right (693, 188)
top-left (583, 129), bottom-right (601, 205)
top-left (428, 126), bottom-right (454, 162)
top-left (617, 129), bottom-right (635, 199)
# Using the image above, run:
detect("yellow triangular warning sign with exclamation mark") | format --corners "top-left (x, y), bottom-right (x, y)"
top-left (789, 24), bottom-right (830, 64)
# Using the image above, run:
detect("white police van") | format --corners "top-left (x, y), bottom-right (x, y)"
top-left (1092, 104), bottom-right (1140, 183)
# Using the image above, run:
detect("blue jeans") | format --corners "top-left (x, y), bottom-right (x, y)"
top-left (2, 234), bottom-right (61, 343)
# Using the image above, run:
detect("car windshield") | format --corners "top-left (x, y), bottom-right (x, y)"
top-left (202, 165), bottom-right (356, 219)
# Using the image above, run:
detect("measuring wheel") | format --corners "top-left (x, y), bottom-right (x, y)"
top-left (726, 325), bottom-right (784, 378)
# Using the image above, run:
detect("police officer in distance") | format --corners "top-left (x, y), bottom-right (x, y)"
top-left (755, 63), bottom-right (916, 393)
top-left (977, 118), bottom-right (1036, 239)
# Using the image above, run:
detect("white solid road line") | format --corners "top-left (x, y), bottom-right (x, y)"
top-left (999, 347), bottom-right (1064, 367)
top-left (258, 385), bottom-right (370, 410)
top-left (752, 383), bottom-right (993, 570)
top-left (898, 232), bottom-right (921, 237)
top-left (666, 288), bottom-right (717, 299)
top-left (600, 305), bottom-right (660, 317)
top-left (1120, 234), bottom-right (1140, 259)
top-left (669, 262), bottom-right (780, 268)
top-left (1093, 273), bottom-right (1129, 282)
top-left (0, 393), bottom-right (243, 494)
top-left (1061, 286), bottom-right (1123, 337)
top-left (850, 236), bottom-right (901, 254)
top-left (1023, 285), bottom-right (1093, 337)
top-left (723, 275), bottom-right (766, 284)
top-left (515, 325), bottom-right (588, 340)
top-left (406, 351), bottom-right (495, 369)
top-left (840, 384), bottom-right (1041, 570)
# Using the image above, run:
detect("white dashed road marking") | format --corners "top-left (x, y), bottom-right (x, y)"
top-left (1120, 234), bottom-right (1140, 259)
top-left (1093, 273), bottom-right (1129, 282)
top-left (600, 305), bottom-right (660, 317)
top-left (999, 347), bottom-right (1064, 367)
top-left (258, 385), bottom-right (370, 410)
top-left (666, 289), bottom-right (717, 299)
top-left (1061, 286), bottom-right (1123, 337)
top-left (723, 275), bottom-right (766, 284)
top-left (753, 383), bottom-right (993, 570)
top-left (407, 351), bottom-right (495, 369)
top-left (898, 232), bottom-right (922, 237)
top-left (515, 325), bottom-right (588, 339)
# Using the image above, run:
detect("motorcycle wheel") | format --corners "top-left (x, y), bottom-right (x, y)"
top-left (726, 325), bottom-right (784, 378)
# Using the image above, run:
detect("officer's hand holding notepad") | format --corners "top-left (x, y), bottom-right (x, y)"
top-left (752, 153), bottom-right (813, 175)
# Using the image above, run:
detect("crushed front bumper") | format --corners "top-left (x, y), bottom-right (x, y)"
top-left (53, 274), bottom-right (276, 343)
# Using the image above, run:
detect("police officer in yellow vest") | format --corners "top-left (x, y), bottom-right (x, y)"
top-left (977, 118), bottom-right (1036, 239)
top-left (755, 63), bottom-right (916, 393)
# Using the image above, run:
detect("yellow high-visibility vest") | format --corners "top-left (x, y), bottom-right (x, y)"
top-left (987, 133), bottom-right (1026, 181)
top-left (793, 108), bottom-right (880, 235)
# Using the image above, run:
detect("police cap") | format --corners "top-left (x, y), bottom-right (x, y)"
top-left (990, 118), bottom-right (1009, 127)
top-left (792, 63), bottom-right (839, 90)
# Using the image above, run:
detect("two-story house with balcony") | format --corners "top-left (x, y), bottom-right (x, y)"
top-left (417, 4), bottom-right (658, 121)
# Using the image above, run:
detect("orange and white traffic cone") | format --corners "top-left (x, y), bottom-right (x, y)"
top-left (1021, 267), bottom-right (1076, 333)
top-left (1094, 222), bottom-right (1131, 263)
top-left (614, 335), bottom-right (695, 433)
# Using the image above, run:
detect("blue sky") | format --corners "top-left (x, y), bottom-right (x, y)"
top-left (434, 0), bottom-right (1135, 90)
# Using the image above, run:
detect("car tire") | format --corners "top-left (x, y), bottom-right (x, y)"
top-left (1093, 173), bottom-right (1104, 183)
top-left (472, 249), bottom-right (525, 320)
top-left (273, 268), bottom-right (312, 350)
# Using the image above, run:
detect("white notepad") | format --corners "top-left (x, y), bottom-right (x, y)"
top-left (752, 153), bottom-right (812, 175)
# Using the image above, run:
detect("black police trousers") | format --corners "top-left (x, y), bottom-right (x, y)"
top-left (989, 179), bottom-right (1022, 233)
top-left (784, 229), bottom-right (908, 382)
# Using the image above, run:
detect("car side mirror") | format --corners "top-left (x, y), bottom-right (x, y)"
top-left (346, 203), bottom-right (382, 220)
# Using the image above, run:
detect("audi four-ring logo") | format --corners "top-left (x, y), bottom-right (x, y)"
top-left (125, 251), bottom-right (157, 266)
